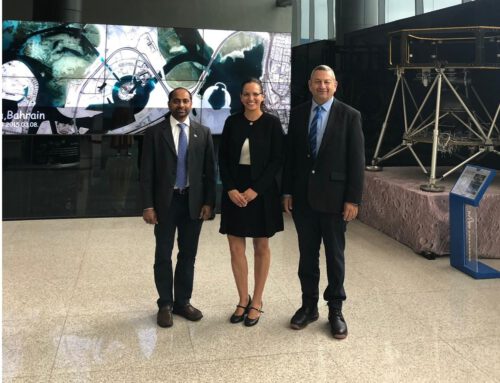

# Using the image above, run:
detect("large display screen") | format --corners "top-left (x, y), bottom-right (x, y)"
top-left (2, 21), bottom-right (291, 135)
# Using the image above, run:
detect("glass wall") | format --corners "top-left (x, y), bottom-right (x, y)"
top-left (300, 0), bottom-right (310, 41)
top-left (314, 0), bottom-right (329, 40)
top-left (385, 0), bottom-right (415, 23)
top-left (423, 0), bottom-right (462, 12)
top-left (293, 0), bottom-right (475, 45)
top-left (294, 0), bottom-right (336, 45)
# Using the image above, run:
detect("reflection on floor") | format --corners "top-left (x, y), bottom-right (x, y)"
top-left (3, 215), bottom-right (500, 382)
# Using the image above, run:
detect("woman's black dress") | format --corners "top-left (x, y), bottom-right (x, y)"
top-left (218, 112), bottom-right (284, 238)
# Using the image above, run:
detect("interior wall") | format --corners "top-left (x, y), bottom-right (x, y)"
top-left (336, 0), bottom-right (379, 44)
top-left (2, 0), bottom-right (292, 32)
top-left (2, 0), bottom-right (33, 21)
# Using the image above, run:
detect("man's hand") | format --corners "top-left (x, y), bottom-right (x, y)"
top-left (199, 205), bottom-right (212, 220)
top-left (283, 195), bottom-right (293, 214)
top-left (242, 188), bottom-right (258, 203)
top-left (228, 189), bottom-right (247, 207)
top-left (143, 208), bottom-right (158, 224)
top-left (343, 202), bottom-right (358, 222)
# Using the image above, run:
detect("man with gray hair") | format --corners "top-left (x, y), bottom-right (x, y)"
top-left (283, 65), bottom-right (365, 339)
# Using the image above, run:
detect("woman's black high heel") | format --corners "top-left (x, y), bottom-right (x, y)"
top-left (244, 302), bottom-right (263, 327)
top-left (229, 295), bottom-right (252, 323)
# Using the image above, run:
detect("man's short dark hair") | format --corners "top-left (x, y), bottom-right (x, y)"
top-left (168, 87), bottom-right (192, 101)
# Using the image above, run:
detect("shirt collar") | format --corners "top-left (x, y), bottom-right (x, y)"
top-left (170, 114), bottom-right (190, 128)
top-left (311, 97), bottom-right (334, 112)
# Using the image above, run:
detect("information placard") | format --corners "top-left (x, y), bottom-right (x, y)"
top-left (450, 165), bottom-right (498, 279)
top-left (450, 166), bottom-right (494, 205)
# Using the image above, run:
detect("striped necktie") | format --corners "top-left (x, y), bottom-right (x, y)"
top-left (309, 105), bottom-right (323, 159)
top-left (175, 123), bottom-right (188, 189)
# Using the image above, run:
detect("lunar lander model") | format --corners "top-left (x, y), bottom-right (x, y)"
top-left (366, 26), bottom-right (500, 191)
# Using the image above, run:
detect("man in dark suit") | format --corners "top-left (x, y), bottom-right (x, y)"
top-left (141, 87), bottom-right (216, 328)
top-left (283, 65), bottom-right (365, 339)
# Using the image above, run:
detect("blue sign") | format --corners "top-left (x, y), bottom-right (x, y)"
top-left (450, 165), bottom-right (499, 279)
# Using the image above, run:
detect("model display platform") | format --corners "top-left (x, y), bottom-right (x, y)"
top-left (358, 166), bottom-right (500, 259)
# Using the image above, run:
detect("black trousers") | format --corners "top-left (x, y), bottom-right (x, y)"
top-left (292, 206), bottom-right (347, 310)
top-left (154, 192), bottom-right (203, 309)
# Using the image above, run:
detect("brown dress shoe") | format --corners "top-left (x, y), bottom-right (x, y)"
top-left (173, 303), bottom-right (203, 321)
top-left (157, 305), bottom-right (173, 328)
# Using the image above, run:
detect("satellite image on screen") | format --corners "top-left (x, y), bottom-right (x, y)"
top-left (2, 20), bottom-right (291, 135)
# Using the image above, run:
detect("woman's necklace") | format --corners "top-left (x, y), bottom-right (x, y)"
top-left (245, 112), bottom-right (262, 126)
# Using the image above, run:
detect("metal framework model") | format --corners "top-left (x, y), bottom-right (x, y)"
top-left (366, 26), bottom-right (500, 192)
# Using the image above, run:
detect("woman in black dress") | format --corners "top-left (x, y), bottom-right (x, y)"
top-left (219, 78), bottom-right (284, 326)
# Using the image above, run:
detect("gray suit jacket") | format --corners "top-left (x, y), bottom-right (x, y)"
top-left (140, 114), bottom-right (216, 221)
top-left (283, 99), bottom-right (365, 214)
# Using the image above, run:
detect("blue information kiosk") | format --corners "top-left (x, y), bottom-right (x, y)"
top-left (450, 165), bottom-right (499, 279)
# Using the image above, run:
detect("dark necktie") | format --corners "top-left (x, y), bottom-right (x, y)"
top-left (175, 123), bottom-right (188, 189)
top-left (309, 105), bottom-right (323, 158)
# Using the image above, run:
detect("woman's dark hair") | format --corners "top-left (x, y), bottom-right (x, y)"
top-left (240, 78), bottom-right (266, 111)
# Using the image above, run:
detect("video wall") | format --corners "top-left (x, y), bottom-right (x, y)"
top-left (2, 21), bottom-right (291, 135)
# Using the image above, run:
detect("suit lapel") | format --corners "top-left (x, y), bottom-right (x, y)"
top-left (188, 121), bottom-right (204, 181)
top-left (161, 116), bottom-right (177, 156)
top-left (188, 123), bottom-right (199, 161)
top-left (301, 102), bottom-right (313, 154)
top-left (317, 101), bottom-right (340, 158)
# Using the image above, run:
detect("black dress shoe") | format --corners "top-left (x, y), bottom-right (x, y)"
top-left (329, 309), bottom-right (348, 339)
top-left (230, 295), bottom-right (251, 324)
top-left (157, 305), bottom-right (173, 328)
top-left (290, 306), bottom-right (319, 330)
top-left (173, 303), bottom-right (203, 321)
top-left (244, 303), bottom-right (263, 327)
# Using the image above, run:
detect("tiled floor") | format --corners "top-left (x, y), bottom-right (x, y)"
top-left (3, 215), bottom-right (500, 382)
